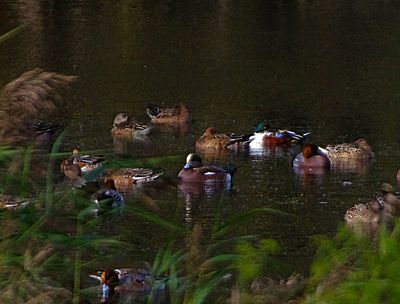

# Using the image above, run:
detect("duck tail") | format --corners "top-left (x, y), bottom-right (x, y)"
top-left (279, 130), bottom-right (311, 144)
top-left (318, 146), bottom-right (328, 156)
top-left (228, 133), bottom-right (254, 146)
top-left (31, 121), bottom-right (63, 136)
top-left (221, 165), bottom-right (237, 177)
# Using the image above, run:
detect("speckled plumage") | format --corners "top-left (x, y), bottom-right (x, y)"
top-left (325, 138), bottom-right (374, 159)
top-left (344, 195), bottom-right (385, 224)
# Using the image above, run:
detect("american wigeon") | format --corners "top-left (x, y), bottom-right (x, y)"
top-left (111, 113), bottom-right (152, 137)
top-left (146, 103), bottom-right (190, 124)
top-left (103, 168), bottom-right (163, 192)
top-left (322, 138), bottom-right (374, 159)
top-left (195, 127), bottom-right (252, 150)
top-left (178, 153), bottom-right (236, 183)
top-left (292, 144), bottom-right (331, 170)
top-left (60, 149), bottom-right (105, 175)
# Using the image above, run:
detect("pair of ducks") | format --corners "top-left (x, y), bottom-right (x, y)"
top-left (195, 122), bottom-right (310, 151)
top-left (293, 138), bottom-right (374, 171)
top-left (344, 183), bottom-right (400, 225)
top-left (111, 103), bottom-right (190, 137)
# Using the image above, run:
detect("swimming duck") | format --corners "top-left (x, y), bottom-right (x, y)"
top-left (322, 138), bottom-right (374, 159)
top-left (292, 144), bottom-right (331, 170)
top-left (195, 127), bottom-right (253, 150)
top-left (95, 266), bottom-right (166, 303)
top-left (103, 168), bottom-right (163, 192)
top-left (0, 194), bottom-right (30, 210)
top-left (111, 113), bottom-right (152, 137)
top-left (344, 194), bottom-right (387, 224)
top-left (250, 122), bottom-right (311, 149)
top-left (380, 183), bottom-right (400, 216)
top-left (90, 180), bottom-right (125, 215)
top-left (61, 149), bottom-right (105, 175)
top-left (178, 153), bottom-right (236, 183)
top-left (146, 103), bottom-right (190, 124)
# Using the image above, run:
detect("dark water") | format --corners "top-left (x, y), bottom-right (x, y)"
top-left (2, 0), bottom-right (400, 283)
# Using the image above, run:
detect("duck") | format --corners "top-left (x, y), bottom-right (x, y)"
top-left (103, 168), bottom-right (163, 192)
top-left (292, 143), bottom-right (331, 170)
top-left (195, 127), bottom-right (253, 150)
top-left (250, 122), bottom-right (311, 149)
top-left (111, 113), bottom-right (152, 137)
top-left (322, 138), bottom-right (374, 159)
top-left (94, 266), bottom-right (166, 303)
top-left (31, 121), bottom-right (63, 148)
top-left (178, 153), bottom-right (236, 183)
top-left (0, 194), bottom-right (30, 210)
top-left (90, 180), bottom-right (125, 215)
top-left (60, 149), bottom-right (105, 175)
top-left (146, 103), bottom-right (190, 124)
top-left (380, 182), bottom-right (400, 216)
top-left (344, 194), bottom-right (386, 224)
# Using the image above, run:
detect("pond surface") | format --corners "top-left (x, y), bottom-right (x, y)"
top-left (1, 0), bottom-right (400, 289)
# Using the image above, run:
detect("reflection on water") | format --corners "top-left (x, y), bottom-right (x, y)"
top-left (2, 0), bottom-right (400, 291)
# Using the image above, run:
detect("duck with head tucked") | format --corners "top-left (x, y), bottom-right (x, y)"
top-left (111, 113), bottom-right (152, 137)
top-left (195, 127), bottom-right (253, 150)
top-left (250, 121), bottom-right (311, 149)
top-left (178, 153), bottom-right (236, 184)
top-left (322, 138), bottom-right (374, 160)
top-left (146, 103), bottom-right (190, 124)
top-left (292, 143), bottom-right (331, 171)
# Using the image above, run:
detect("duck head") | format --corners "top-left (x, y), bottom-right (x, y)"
top-left (355, 138), bottom-right (372, 153)
top-left (203, 127), bottom-right (218, 136)
top-left (183, 153), bottom-right (203, 170)
top-left (101, 269), bottom-right (120, 299)
top-left (302, 144), bottom-right (319, 159)
top-left (113, 113), bottom-right (131, 128)
top-left (381, 182), bottom-right (395, 195)
top-left (367, 194), bottom-right (385, 212)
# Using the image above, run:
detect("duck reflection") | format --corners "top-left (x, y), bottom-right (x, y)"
top-left (329, 158), bottom-right (373, 174)
top-left (178, 153), bottom-right (237, 228)
top-left (112, 132), bottom-right (154, 155)
top-left (151, 121), bottom-right (190, 136)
